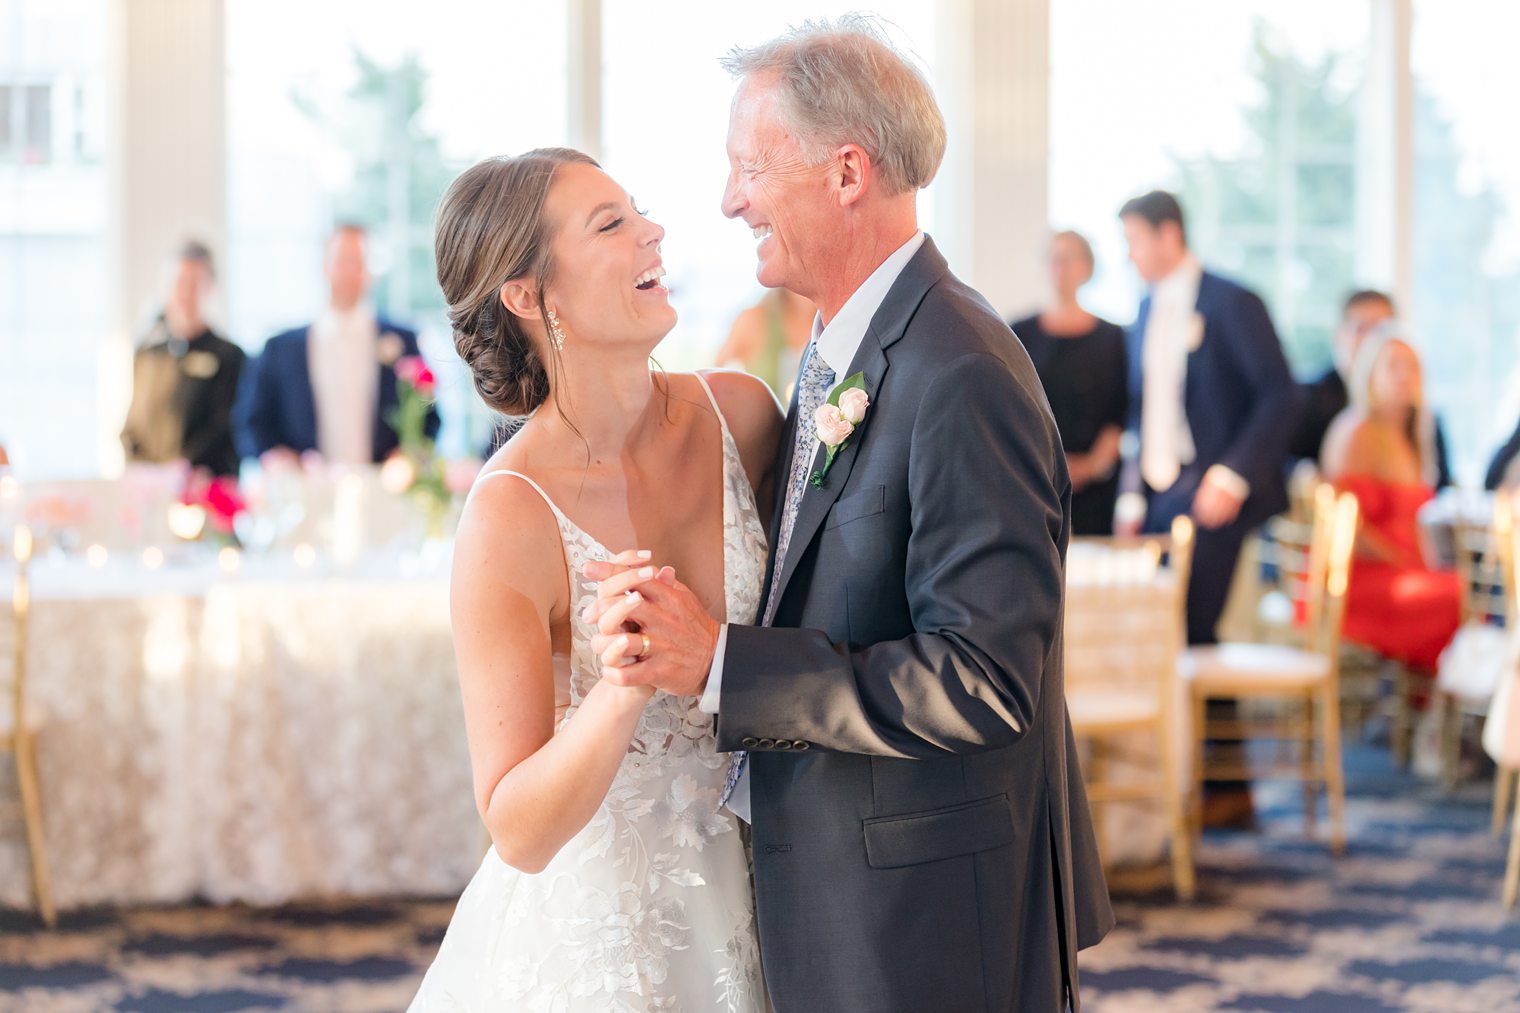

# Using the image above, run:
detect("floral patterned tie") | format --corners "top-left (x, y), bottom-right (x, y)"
top-left (721, 343), bottom-right (835, 808)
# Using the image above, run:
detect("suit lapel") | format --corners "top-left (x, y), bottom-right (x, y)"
top-left (372, 319), bottom-right (396, 461)
top-left (291, 329), bottom-right (319, 451)
top-left (766, 237), bottom-right (948, 618)
top-left (757, 356), bottom-right (806, 623)
top-left (768, 339), bottom-right (889, 610)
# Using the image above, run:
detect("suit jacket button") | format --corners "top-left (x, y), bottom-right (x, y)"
top-left (741, 737), bottom-right (759, 748)
top-left (795, 741), bottom-right (811, 750)
top-left (758, 738), bottom-right (777, 749)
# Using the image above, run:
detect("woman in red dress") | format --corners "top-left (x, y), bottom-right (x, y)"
top-left (1320, 335), bottom-right (1461, 671)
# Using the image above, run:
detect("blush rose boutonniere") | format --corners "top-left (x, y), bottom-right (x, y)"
top-left (810, 372), bottom-right (870, 487)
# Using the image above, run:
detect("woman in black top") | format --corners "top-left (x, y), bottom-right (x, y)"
top-left (1010, 230), bottom-right (1128, 536)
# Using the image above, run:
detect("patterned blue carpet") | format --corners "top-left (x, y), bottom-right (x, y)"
top-left (0, 743), bottom-right (1514, 1012)
top-left (1082, 743), bottom-right (1520, 1012)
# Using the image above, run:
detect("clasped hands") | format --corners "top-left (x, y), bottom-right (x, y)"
top-left (580, 550), bottom-right (719, 697)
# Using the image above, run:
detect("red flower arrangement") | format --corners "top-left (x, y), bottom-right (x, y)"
top-left (181, 473), bottom-right (247, 538)
top-left (395, 356), bottom-right (436, 397)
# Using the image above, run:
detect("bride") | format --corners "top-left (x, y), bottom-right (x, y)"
top-left (410, 149), bottom-right (782, 1011)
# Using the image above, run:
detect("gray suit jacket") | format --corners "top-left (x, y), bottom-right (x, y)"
top-left (718, 238), bottom-right (1114, 1013)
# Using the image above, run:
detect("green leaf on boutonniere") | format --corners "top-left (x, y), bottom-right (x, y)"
top-left (809, 372), bottom-right (869, 487)
top-left (825, 371), bottom-right (867, 408)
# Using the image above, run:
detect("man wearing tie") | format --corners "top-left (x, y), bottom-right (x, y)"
top-left (1119, 191), bottom-right (1303, 825)
top-left (234, 224), bottom-right (437, 468)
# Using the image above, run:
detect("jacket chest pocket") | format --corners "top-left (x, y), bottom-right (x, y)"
top-left (824, 484), bottom-right (886, 530)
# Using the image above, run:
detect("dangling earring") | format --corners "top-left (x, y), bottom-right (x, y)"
top-left (547, 308), bottom-right (566, 352)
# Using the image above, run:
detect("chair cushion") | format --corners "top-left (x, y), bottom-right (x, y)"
top-left (1182, 643), bottom-right (1332, 692)
top-left (1067, 688), bottom-right (1159, 731)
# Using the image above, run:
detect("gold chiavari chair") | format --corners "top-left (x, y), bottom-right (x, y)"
top-left (1482, 494), bottom-right (1520, 907)
top-left (1435, 495), bottom-right (1513, 789)
top-left (1183, 485), bottom-right (1359, 854)
top-left (1066, 515), bottom-right (1196, 900)
top-left (2, 526), bottom-right (54, 925)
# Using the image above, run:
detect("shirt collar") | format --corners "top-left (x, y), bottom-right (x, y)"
top-left (314, 302), bottom-right (376, 341)
top-left (1152, 252), bottom-right (1202, 309)
top-left (812, 231), bottom-right (926, 374)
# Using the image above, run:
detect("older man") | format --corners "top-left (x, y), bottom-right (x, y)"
top-left (587, 18), bottom-right (1112, 1013)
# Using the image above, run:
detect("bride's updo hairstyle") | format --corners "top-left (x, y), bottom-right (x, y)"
top-left (435, 148), bottom-right (599, 417)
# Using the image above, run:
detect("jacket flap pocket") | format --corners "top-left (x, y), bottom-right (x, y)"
top-left (824, 484), bottom-right (886, 529)
top-left (863, 794), bottom-right (1014, 869)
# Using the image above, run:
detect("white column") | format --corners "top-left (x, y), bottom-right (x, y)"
top-left (1357, 0), bottom-right (1414, 312)
top-left (566, 0), bottom-right (603, 161)
top-left (103, 0), bottom-right (226, 475)
top-left (933, 0), bottom-right (1049, 319)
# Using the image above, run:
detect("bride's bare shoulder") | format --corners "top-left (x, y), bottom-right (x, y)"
top-left (695, 366), bottom-right (783, 431)
top-left (453, 466), bottom-right (566, 609)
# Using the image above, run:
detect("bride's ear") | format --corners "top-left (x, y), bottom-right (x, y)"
top-left (499, 278), bottom-right (541, 323)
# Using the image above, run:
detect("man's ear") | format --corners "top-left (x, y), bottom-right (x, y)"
top-left (499, 278), bottom-right (541, 323)
top-left (836, 144), bottom-right (871, 208)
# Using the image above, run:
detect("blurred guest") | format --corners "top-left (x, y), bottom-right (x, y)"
top-left (714, 287), bottom-right (815, 397)
top-left (121, 241), bottom-right (246, 477)
top-left (234, 224), bottom-right (436, 468)
top-left (1121, 190), bottom-right (1301, 829)
top-left (1485, 419), bottom-right (1520, 490)
top-left (1290, 290), bottom-right (1452, 486)
top-left (1119, 190), bottom-right (1301, 645)
top-left (1010, 230), bottom-right (1127, 535)
top-left (1321, 335), bottom-right (1461, 671)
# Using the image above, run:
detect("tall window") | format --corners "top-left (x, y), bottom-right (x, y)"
top-left (225, 0), bottom-right (567, 455)
top-left (0, 0), bottom-right (109, 478)
top-left (1412, 1), bottom-right (1520, 485)
top-left (1049, 1), bottom-right (1369, 374)
top-left (600, 5), bottom-right (939, 372)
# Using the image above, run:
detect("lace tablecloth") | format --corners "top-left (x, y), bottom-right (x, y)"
top-left (1065, 555), bottom-right (1187, 869)
top-left (0, 554), bottom-right (481, 909)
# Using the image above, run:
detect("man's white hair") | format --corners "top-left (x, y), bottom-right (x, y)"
top-left (720, 15), bottom-right (946, 196)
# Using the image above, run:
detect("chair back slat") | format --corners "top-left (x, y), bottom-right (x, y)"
top-left (1455, 495), bottom-right (1513, 628)
top-left (1316, 490), bottom-right (1361, 660)
top-left (6, 526), bottom-right (32, 730)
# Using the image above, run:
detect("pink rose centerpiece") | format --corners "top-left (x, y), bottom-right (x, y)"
top-left (175, 471), bottom-right (247, 546)
top-left (386, 355), bottom-right (453, 536)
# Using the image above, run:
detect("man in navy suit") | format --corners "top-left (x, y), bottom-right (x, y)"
top-left (234, 224), bottom-right (437, 468)
top-left (1120, 191), bottom-right (1302, 824)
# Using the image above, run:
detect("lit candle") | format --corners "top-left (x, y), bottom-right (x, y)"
top-left (168, 502), bottom-right (207, 541)
top-left (13, 524), bottom-right (32, 563)
top-left (142, 546), bottom-right (165, 569)
top-left (87, 544), bottom-right (109, 567)
top-left (293, 542), bottom-right (317, 568)
top-left (217, 546), bottom-right (241, 573)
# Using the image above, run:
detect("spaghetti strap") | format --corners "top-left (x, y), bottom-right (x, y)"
top-left (468, 468), bottom-right (563, 520)
top-left (693, 371), bottom-right (737, 445)
top-left (692, 370), bottom-right (723, 415)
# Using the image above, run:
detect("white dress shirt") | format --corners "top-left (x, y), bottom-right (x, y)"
top-left (309, 304), bottom-right (379, 466)
top-left (701, 230), bottom-right (925, 822)
top-left (1138, 255), bottom-right (1250, 501)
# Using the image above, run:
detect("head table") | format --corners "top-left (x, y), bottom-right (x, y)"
top-left (0, 465), bottom-right (1192, 909)
top-left (0, 545), bottom-right (482, 910)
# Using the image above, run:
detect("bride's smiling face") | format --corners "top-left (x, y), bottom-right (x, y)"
top-left (541, 162), bottom-right (674, 351)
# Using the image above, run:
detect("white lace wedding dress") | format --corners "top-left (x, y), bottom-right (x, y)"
top-left (411, 375), bottom-right (769, 1012)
